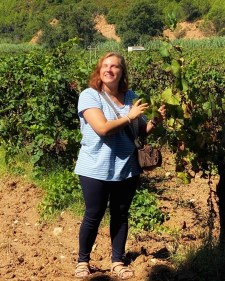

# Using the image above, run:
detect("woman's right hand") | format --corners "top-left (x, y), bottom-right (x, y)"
top-left (127, 99), bottom-right (149, 121)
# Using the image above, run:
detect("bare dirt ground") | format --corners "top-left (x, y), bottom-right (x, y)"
top-left (0, 149), bottom-right (220, 281)
top-left (94, 15), bottom-right (121, 42)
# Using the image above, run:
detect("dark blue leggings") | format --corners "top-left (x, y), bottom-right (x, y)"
top-left (78, 175), bottom-right (139, 263)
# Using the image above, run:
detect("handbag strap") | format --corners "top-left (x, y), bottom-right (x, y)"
top-left (100, 91), bottom-right (138, 142)
top-left (100, 91), bottom-right (122, 119)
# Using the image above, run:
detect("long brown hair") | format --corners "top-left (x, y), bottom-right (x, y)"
top-left (88, 52), bottom-right (129, 94)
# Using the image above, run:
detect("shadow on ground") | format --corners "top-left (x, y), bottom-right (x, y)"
top-left (148, 242), bottom-right (225, 281)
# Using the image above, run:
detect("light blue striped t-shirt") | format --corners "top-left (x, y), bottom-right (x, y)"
top-left (74, 87), bottom-right (143, 181)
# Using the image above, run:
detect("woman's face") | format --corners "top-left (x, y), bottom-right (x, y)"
top-left (100, 55), bottom-right (122, 89)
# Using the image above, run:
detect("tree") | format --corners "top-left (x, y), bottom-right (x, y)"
top-left (179, 0), bottom-right (203, 21)
top-left (116, 0), bottom-right (164, 47)
top-left (53, 3), bottom-right (100, 48)
top-left (40, 23), bottom-right (69, 49)
top-left (207, 1), bottom-right (225, 33)
top-left (39, 2), bottom-right (102, 48)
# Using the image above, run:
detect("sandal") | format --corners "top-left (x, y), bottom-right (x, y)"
top-left (111, 262), bottom-right (134, 280)
top-left (75, 262), bottom-right (90, 279)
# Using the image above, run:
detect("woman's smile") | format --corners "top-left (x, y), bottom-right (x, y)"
top-left (100, 56), bottom-right (122, 88)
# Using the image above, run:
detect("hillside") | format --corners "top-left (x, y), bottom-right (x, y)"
top-left (0, 0), bottom-right (223, 47)
top-left (94, 16), bottom-right (213, 42)
top-left (163, 20), bottom-right (215, 40)
top-left (30, 15), bottom-right (215, 45)
top-left (94, 15), bottom-right (121, 42)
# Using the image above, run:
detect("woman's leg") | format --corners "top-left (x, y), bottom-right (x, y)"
top-left (78, 176), bottom-right (109, 262)
top-left (109, 175), bottom-right (140, 262)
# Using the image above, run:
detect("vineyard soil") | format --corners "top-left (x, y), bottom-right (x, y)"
top-left (0, 149), bottom-right (220, 281)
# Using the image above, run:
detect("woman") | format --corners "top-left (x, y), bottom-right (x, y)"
top-left (74, 52), bottom-right (166, 279)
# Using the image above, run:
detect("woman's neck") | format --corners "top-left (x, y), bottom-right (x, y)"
top-left (102, 85), bottom-right (119, 97)
top-left (102, 86), bottom-right (125, 107)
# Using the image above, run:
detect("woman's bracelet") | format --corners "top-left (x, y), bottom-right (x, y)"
top-left (124, 115), bottom-right (131, 123)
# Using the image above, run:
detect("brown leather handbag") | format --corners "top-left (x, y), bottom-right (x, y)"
top-left (137, 143), bottom-right (162, 170)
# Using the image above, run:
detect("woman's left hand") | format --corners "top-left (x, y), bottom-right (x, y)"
top-left (146, 104), bottom-right (166, 133)
top-left (158, 104), bottom-right (166, 121)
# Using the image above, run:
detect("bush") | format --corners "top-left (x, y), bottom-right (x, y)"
top-left (38, 169), bottom-right (83, 219)
top-left (116, 0), bottom-right (164, 47)
top-left (0, 39), bottom-right (82, 171)
top-left (129, 188), bottom-right (165, 232)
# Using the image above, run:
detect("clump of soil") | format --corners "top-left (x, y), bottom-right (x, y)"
top-left (94, 15), bottom-right (121, 42)
top-left (0, 149), bottom-right (220, 281)
top-left (163, 20), bottom-right (212, 39)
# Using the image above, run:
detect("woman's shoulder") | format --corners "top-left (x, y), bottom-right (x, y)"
top-left (79, 87), bottom-right (101, 102)
top-left (80, 87), bottom-right (99, 96)
top-left (78, 87), bottom-right (102, 111)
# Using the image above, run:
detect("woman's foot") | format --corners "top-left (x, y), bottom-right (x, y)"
top-left (111, 262), bottom-right (134, 280)
top-left (75, 262), bottom-right (90, 279)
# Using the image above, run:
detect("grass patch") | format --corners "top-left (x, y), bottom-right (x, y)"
top-left (0, 146), bottom-right (6, 174)
top-left (0, 43), bottom-right (43, 54)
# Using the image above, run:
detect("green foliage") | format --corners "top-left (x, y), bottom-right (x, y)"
top-left (159, 1), bottom-right (183, 26)
top-left (116, 0), bottom-right (164, 47)
top-left (126, 48), bottom-right (174, 122)
top-left (129, 188), bottom-right (165, 232)
top-left (123, 38), bottom-right (225, 179)
top-left (6, 149), bottom-right (34, 176)
top-left (0, 38), bottom-right (83, 171)
top-left (39, 22), bottom-right (70, 49)
top-left (179, 0), bottom-right (206, 21)
top-left (0, 0), bottom-right (222, 48)
top-left (166, 12), bottom-right (178, 31)
top-left (0, 146), bottom-right (6, 174)
top-left (207, 1), bottom-right (225, 32)
top-left (155, 39), bottom-right (225, 176)
top-left (41, 2), bottom-right (104, 48)
top-left (38, 169), bottom-right (83, 219)
top-left (0, 43), bottom-right (42, 54)
top-left (0, 0), bottom-right (107, 48)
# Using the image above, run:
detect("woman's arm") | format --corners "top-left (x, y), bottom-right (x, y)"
top-left (83, 99), bottom-right (149, 136)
